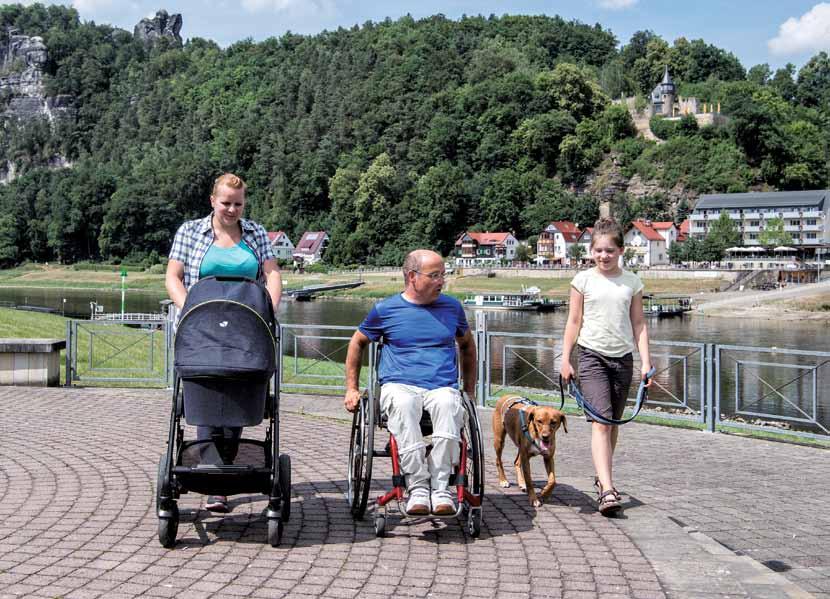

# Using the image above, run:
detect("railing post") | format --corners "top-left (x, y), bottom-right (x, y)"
top-left (64, 319), bottom-right (72, 387)
top-left (704, 343), bottom-right (716, 433)
top-left (475, 311), bottom-right (487, 407)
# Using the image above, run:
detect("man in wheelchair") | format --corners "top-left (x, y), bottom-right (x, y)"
top-left (344, 249), bottom-right (477, 516)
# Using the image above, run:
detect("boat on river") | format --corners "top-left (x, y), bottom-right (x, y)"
top-left (643, 294), bottom-right (692, 318)
top-left (463, 287), bottom-right (566, 312)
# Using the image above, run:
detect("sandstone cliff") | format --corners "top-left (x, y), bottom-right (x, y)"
top-left (134, 10), bottom-right (183, 47)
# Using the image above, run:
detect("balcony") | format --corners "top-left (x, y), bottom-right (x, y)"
top-left (784, 225), bottom-right (801, 232)
top-left (743, 225), bottom-right (761, 232)
top-left (802, 224), bottom-right (822, 231)
top-left (782, 210), bottom-right (801, 218)
top-left (803, 210), bottom-right (823, 218)
top-left (743, 212), bottom-right (761, 219)
top-left (690, 213), bottom-right (706, 221)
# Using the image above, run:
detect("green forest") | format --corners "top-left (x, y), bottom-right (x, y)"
top-left (0, 4), bottom-right (828, 266)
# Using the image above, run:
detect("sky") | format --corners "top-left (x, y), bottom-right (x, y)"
top-left (12, 0), bottom-right (830, 71)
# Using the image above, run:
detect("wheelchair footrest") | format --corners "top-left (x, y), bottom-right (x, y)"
top-left (392, 474), bottom-right (406, 488)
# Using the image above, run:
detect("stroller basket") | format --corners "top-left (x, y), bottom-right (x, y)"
top-left (174, 439), bottom-right (271, 496)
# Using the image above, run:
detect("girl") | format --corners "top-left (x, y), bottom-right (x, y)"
top-left (560, 217), bottom-right (651, 516)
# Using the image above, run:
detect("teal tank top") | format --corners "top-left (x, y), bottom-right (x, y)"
top-left (199, 241), bottom-right (259, 280)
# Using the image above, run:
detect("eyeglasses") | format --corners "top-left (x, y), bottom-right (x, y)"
top-left (412, 270), bottom-right (446, 281)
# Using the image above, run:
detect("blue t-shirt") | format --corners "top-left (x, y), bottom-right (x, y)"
top-left (358, 293), bottom-right (469, 390)
top-left (199, 241), bottom-right (259, 280)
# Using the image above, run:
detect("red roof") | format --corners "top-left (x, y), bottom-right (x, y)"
top-left (455, 232), bottom-right (513, 246)
top-left (630, 221), bottom-right (664, 242)
top-left (295, 231), bottom-right (328, 254)
top-left (549, 221), bottom-right (581, 243)
top-left (267, 231), bottom-right (286, 242)
top-left (576, 227), bottom-right (593, 242)
top-left (677, 219), bottom-right (690, 242)
top-left (650, 221), bottom-right (676, 230)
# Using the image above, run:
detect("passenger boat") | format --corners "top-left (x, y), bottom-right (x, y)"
top-left (463, 287), bottom-right (566, 312)
top-left (643, 294), bottom-right (692, 318)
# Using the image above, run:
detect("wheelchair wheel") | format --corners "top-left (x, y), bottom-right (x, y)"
top-left (461, 394), bottom-right (484, 528)
top-left (374, 514), bottom-right (386, 538)
top-left (347, 393), bottom-right (374, 519)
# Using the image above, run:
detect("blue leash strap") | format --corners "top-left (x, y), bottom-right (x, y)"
top-left (558, 367), bottom-right (656, 425)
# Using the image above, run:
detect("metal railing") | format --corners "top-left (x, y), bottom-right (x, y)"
top-left (62, 309), bottom-right (830, 441)
top-left (65, 316), bottom-right (170, 386)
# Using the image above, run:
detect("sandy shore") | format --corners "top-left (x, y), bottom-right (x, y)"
top-left (692, 280), bottom-right (830, 321)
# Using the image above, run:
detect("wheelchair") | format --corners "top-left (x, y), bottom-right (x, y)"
top-left (347, 348), bottom-right (484, 537)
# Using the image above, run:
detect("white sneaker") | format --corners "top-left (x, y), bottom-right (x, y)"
top-left (405, 487), bottom-right (430, 516)
top-left (431, 489), bottom-right (456, 515)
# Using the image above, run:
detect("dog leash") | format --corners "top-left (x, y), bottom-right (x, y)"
top-left (558, 367), bottom-right (656, 426)
top-left (502, 397), bottom-right (545, 454)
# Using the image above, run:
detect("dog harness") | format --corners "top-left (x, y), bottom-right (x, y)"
top-left (502, 397), bottom-right (545, 455)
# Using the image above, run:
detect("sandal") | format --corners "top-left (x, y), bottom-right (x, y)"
top-left (598, 489), bottom-right (621, 516)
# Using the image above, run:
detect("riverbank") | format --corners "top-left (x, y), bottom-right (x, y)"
top-left (0, 263), bottom-right (722, 299)
top-left (692, 280), bottom-right (830, 321)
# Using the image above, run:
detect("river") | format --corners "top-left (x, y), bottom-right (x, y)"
top-left (2, 287), bottom-right (828, 434)
top-left (2, 286), bottom-right (825, 350)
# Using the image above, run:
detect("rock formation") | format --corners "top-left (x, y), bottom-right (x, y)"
top-left (133, 10), bottom-right (183, 47)
top-left (0, 28), bottom-right (73, 122)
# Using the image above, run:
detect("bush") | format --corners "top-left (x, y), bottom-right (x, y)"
top-left (649, 115), bottom-right (678, 140)
top-left (147, 263), bottom-right (166, 274)
top-left (305, 263), bottom-right (328, 274)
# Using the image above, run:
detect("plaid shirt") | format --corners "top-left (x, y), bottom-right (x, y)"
top-left (168, 214), bottom-right (276, 290)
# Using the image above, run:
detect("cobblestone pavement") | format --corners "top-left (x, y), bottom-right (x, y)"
top-left (0, 387), bottom-right (826, 599)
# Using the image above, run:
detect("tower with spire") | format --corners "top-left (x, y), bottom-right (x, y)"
top-left (651, 65), bottom-right (676, 117)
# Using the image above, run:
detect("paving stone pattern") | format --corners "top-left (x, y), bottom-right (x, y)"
top-left (0, 387), bottom-right (826, 598)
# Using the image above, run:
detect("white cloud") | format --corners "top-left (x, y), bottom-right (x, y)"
top-left (71, 0), bottom-right (113, 11)
top-left (768, 3), bottom-right (830, 56)
top-left (598, 0), bottom-right (637, 9)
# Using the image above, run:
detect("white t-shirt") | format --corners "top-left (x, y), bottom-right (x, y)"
top-left (571, 267), bottom-right (644, 358)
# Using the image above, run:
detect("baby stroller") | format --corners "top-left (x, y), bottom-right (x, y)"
top-left (156, 276), bottom-right (291, 548)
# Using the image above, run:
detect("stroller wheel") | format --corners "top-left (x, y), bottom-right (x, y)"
top-left (158, 503), bottom-right (179, 548)
top-left (279, 454), bottom-right (291, 522)
top-left (267, 518), bottom-right (283, 547)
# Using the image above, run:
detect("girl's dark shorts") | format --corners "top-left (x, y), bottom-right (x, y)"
top-left (577, 345), bottom-right (634, 423)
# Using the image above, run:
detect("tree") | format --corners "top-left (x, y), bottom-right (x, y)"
top-left (514, 243), bottom-right (532, 262)
top-left (567, 243), bottom-right (585, 262)
top-left (758, 217), bottom-right (793, 247)
top-left (703, 210), bottom-right (740, 261)
top-left (747, 63), bottom-right (771, 86)
top-left (796, 52), bottom-right (830, 108)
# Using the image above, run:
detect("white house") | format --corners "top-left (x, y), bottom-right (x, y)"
top-left (625, 220), bottom-right (669, 267)
top-left (536, 221), bottom-right (581, 265)
top-left (454, 232), bottom-right (518, 266)
top-left (293, 231), bottom-right (329, 265)
top-left (267, 231), bottom-right (294, 261)
top-left (650, 221), bottom-right (678, 250)
top-left (575, 227), bottom-right (593, 262)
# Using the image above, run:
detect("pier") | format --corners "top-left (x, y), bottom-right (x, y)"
top-left (283, 280), bottom-right (365, 301)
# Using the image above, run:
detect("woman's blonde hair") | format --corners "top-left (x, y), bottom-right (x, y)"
top-left (212, 173), bottom-right (247, 196)
top-left (590, 216), bottom-right (625, 249)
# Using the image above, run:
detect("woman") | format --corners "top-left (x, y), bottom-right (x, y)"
top-left (166, 172), bottom-right (282, 513)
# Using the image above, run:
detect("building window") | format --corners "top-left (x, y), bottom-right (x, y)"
top-left (806, 233), bottom-right (817, 239)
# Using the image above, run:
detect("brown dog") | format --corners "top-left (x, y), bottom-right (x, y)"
top-left (492, 395), bottom-right (567, 507)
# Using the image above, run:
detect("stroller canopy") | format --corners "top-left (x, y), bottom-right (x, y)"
top-left (175, 276), bottom-right (277, 381)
